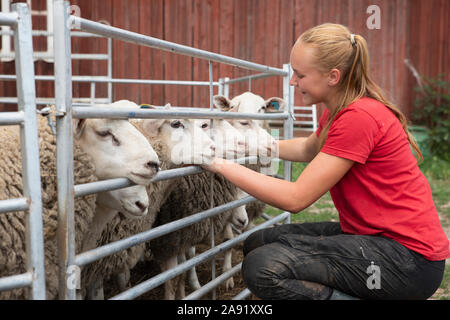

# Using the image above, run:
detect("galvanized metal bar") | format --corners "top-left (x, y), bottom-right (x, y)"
top-left (74, 196), bottom-right (257, 268)
top-left (0, 198), bottom-right (29, 214)
top-left (0, 11), bottom-right (18, 27)
top-left (0, 111), bottom-right (24, 125)
top-left (74, 157), bottom-right (256, 197)
top-left (110, 211), bottom-right (290, 300)
top-left (223, 72), bottom-right (275, 85)
top-left (0, 74), bottom-right (220, 86)
top-left (223, 77), bottom-right (230, 98)
top-left (72, 107), bottom-right (288, 120)
top-left (74, 178), bottom-right (134, 198)
top-left (0, 52), bottom-right (108, 60)
top-left (107, 37), bottom-right (112, 103)
top-left (218, 78), bottom-right (225, 96)
top-left (53, 0), bottom-right (76, 300)
top-left (232, 288), bottom-right (252, 300)
top-left (0, 272), bottom-right (33, 292)
top-left (71, 15), bottom-right (287, 76)
top-left (184, 263), bottom-right (242, 300)
top-left (282, 64), bottom-right (293, 226)
top-left (207, 60), bottom-right (216, 300)
top-left (12, 2), bottom-right (47, 300)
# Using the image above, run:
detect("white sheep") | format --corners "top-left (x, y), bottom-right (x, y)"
top-left (183, 92), bottom-right (286, 294)
top-left (175, 98), bottom-right (286, 296)
top-left (0, 103), bottom-right (159, 299)
top-left (213, 92), bottom-right (286, 230)
top-left (141, 116), bottom-right (248, 299)
top-left (80, 101), bottom-right (217, 300)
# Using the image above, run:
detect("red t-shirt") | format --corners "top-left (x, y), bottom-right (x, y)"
top-left (316, 97), bottom-right (449, 261)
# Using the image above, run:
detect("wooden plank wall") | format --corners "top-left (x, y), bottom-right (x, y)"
top-left (1, 0), bottom-right (449, 118)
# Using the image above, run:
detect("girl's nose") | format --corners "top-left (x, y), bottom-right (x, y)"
top-left (289, 74), bottom-right (298, 86)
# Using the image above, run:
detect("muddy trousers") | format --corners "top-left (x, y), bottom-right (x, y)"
top-left (241, 222), bottom-right (445, 300)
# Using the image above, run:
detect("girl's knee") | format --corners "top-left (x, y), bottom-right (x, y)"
top-left (242, 229), bottom-right (266, 256)
top-left (241, 243), bottom-right (291, 299)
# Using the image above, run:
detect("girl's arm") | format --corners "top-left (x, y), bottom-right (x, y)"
top-left (277, 132), bottom-right (320, 162)
top-left (206, 152), bottom-right (354, 213)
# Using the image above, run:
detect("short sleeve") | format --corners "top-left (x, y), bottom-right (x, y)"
top-left (321, 108), bottom-right (380, 164)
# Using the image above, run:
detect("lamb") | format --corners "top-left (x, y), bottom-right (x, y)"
top-left (0, 103), bottom-right (159, 299)
top-left (80, 101), bottom-right (217, 300)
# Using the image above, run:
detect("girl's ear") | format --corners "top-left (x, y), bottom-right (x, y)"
top-left (328, 68), bottom-right (341, 87)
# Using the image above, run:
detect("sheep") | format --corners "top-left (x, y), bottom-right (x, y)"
top-left (80, 101), bottom-right (217, 300)
top-left (149, 170), bottom-right (249, 299)
top-left (213, 92), bottom-right (286, 230)
top-left (0, 103), bottom-right (159, 299)
top-left (81, 184), bottom-right (150, 258)
top-left (185, 117), bottom-right (249, 292)
top-left (145, 117), bottom-right (249, 299)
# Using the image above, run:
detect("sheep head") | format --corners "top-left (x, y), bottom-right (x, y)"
top-left (195, 118), bottom-right (246, 161)
top-left (213, 92), bottom-right (282, 162)
top-left (141, 104), bottom-right (216, 166)
top-left (73, 100), bottom-right (160, 185)
top-left (96, 185), bottom-right (149, 219)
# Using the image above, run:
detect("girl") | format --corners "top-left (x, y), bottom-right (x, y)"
top-left (203, 23), bottom-right (449, 300)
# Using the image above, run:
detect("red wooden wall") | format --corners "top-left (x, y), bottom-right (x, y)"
top-left (1, 0), bottom-right (449, 118)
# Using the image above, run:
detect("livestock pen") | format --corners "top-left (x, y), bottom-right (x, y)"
top-left (0, 0), bottom-right (295, 300)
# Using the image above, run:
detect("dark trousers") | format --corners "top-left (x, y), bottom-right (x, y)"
top-left (241, 222), bottom-right (445, 300)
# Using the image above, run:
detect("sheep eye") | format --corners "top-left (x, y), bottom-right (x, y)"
top-left (96, 130), bottom-right (111, 137)
top-left (111, 134), bottom-right (120, 146)
top-left (170, 120), bottom-right (184, 129)
top-left (239, 121), bottom-right (250, 126)
top-left (201, 123), bottom-right (209, 129)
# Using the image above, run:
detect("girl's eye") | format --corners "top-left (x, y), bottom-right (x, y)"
top-left (170, 120), bottom-right (184, 129)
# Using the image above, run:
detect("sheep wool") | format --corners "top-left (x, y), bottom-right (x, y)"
top-left (0, 113), bottom-right (97, 299)
top-left (80, 126), bottom-right (183, 296)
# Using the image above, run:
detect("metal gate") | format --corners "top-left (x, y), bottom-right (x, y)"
top-left (0, 3), bottom-right (46, 299)
top-left (1, 0), bottom-right (295, 300)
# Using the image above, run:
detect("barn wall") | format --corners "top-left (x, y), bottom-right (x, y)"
top-left (1, 0), bottom-right (449, 118)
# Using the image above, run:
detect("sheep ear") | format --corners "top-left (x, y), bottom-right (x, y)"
top-left (73, 118), bottom-right (86, 140)
top-left (264, 97), bottom-right (286, 112)
top-left (140, 103), bottom-right (171, 137)
top-left (213, 95), bottom-right (231, 111)
top-left (142, 118), bottom-right (165, 137)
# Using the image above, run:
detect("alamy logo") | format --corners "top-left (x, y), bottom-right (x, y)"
top-left (366, 5), bottom-right (381, 30)
top-left (66, 265), bottom-right (81, 290)
top-left (366, 261), bottom-right (381, 290)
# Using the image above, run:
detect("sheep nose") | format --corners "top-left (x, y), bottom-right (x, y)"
top-left (146, 161), bottom-right (160, 173)
top-left (210, 145), bottom-right (216, 152)
top-left (135, 201), bottom-right (148, 212)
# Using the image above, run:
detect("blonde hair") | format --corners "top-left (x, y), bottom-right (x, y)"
top-left (298, 23), bottom-right (423, 163)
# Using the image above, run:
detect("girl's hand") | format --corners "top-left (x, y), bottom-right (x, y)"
top-left (201, 157), bottom-right (231, 174)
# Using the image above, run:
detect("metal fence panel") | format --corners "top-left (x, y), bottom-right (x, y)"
top-left (0, 3), bottom-right (46, 299)
top-left (50, 0), bottom-right (293, 301)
